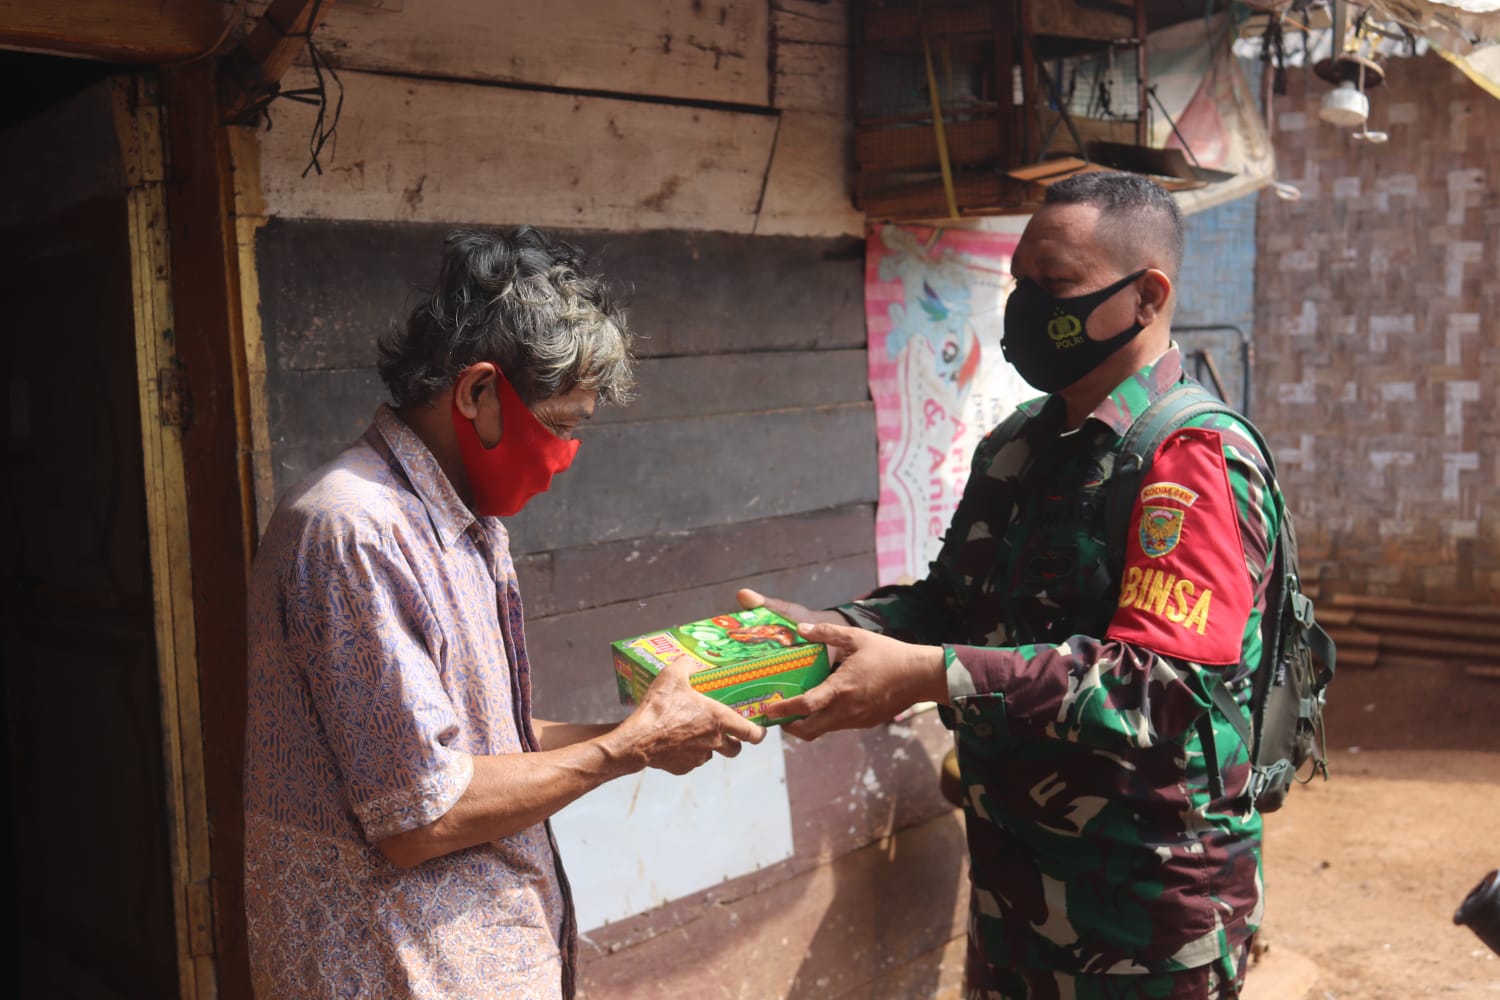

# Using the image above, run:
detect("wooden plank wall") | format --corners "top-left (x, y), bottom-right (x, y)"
top-left (254, 220), bottom-right (877, 722)
top-left (244, 2), bottom-right (967, 996)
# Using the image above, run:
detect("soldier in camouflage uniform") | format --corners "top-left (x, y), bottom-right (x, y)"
top-left (743, 173), bottom-right (1276, 999)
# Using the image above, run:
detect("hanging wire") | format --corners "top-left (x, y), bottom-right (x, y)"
top-left (229, 0), bottom-right (344, 178)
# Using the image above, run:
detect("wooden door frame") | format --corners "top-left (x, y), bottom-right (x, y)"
top-left (114, 64), bottom-right (265, 1000)
top-left (114, 72), bottom-right (220, 1000)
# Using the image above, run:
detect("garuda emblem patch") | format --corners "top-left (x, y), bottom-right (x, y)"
top-left (1138, 481), bottom-right (1199, 558)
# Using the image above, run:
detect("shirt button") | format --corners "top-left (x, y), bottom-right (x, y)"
top-left (974, 722), bottom-right (994, 738)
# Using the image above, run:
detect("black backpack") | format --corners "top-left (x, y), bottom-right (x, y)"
top-left (1105, 381), bottom-right (1336, 812)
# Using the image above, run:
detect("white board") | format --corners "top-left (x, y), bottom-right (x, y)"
top-left (549, 728), bottom-right (793, 933)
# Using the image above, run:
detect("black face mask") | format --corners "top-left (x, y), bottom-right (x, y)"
top-left (1001, 270), bottom-right (1148, 393)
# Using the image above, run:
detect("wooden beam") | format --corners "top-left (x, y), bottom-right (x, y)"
top-left (0, 0), bottom-right (229, 64)
top-left (253, 68), bottom-right (779, 232)
top-left (112, 72), bottom-right (219, 1000)
top-left (159, 57), bottom-right (263, 1000)
top-left (221, 0), bottom-right (336, 124)
top-left (274, 0), bottom-right (769, 109)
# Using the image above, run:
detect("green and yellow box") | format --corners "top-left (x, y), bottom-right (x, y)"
top-left (612, 607), bottom-right (830, 726)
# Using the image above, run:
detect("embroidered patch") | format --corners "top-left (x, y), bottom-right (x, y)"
top-left (1140, 505), bottom-right (1186, 557)
top-left (1105, 432), bottom-right (1252, 666)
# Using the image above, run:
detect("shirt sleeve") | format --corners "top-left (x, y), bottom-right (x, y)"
top-left (286, 521), bottom-right (474, 842)
top-left (943, 416), bottom-right (1279, 750)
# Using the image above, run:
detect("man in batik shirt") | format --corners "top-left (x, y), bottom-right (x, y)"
top-left (245, 227), bottom-right (762, 999)
top-left (744, 173), bottom-right (1277, 999)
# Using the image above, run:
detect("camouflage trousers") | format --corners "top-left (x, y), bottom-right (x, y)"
top-left (965, 944), bottom-right (1249, 1000)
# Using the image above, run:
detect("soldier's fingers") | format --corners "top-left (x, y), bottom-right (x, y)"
top-left (736, 588), bottom-right (766, 610)
top-left (761, 692), bottom-right (814, 722)
top-left (781, 710), bottom-right (834, 741)
top-left (796, 621), bottom-right (861, 650)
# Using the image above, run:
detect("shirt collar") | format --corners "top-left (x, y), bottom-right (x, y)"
top-left (370, 404), bottom-right (479, 549)
top-left (1015, 344), bottom-right (1185, 437)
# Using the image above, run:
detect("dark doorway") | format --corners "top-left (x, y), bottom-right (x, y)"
top-left (1, 73), bottom-right (181, 999)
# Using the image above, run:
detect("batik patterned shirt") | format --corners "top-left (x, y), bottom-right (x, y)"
top-left (244, 405), bottom-right (574, 999)
top-left (841, 348), bottom-right (1277, 986)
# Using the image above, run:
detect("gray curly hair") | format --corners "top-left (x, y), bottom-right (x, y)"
top-left (378, 226), bottom-right (634, 408)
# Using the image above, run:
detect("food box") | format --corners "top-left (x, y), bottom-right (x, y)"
top-left (612, 607), bottom-right (830, 726)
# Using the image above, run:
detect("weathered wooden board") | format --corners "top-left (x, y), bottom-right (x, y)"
top-left (580, 350), bottom-right (869, 425)
top-left (0, 0), bottom-right (227, 63)
top-left (773, 0), bottom-right (849, 114)
top-left (265, 348), bottom-right (868, 478)
top-left (576, 808), bottom-right (969, 999)
top-left (265, 401), bottom-right (876, 551)
top-left (255, 0), bottom-right (770, 108)
top-left (256, 68), bottom-right (777, 233)
top-left (264, 367), bottom-right (383, 455)
top-left (527, 552), bottom-right (876, 722)
top-left (253, 220), bottom-right (867, 371)
top-left (757, 111), bottom-right (863, 238)
top-left (570, 710), bottom-right (958, 958)
top-left (517, 504), bottom-right (875, 618)
top-left (517, 402), bottom-right (876, 553)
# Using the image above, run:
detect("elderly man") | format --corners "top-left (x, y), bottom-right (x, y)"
top-left (745, 173), bottom-right (1277, 998)
top-left (245, 227), bottom-right (762, 999)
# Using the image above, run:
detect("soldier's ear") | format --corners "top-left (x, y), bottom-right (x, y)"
top-left (1136, 269), bottom-right (1172, 327)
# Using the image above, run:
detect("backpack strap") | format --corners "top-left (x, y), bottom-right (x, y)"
top-left (1105, 381), bottom-right (1263, 801)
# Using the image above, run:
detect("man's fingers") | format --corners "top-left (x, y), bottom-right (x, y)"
top-left (658, 653), bottom-right (700, 684)
top-left (714, 703), bottom-right (766, 744)
top-left (781, 714), bottom-right (832, 741)
top-left (736, 588), bottom-right (766, 610)
top-left (716, 735), bottom-right (743, 759)
top-left (763, 678), bottom-right (838, 722)
top-left (738, 588), bottom-right (801, 619)
top-left (796, 621), bottom-right (860, 650)
top-left (761, 692), bottom-right (812, 722)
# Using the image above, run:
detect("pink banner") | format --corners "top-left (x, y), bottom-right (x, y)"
top-left (866, 225), bottom-right (1028, 586)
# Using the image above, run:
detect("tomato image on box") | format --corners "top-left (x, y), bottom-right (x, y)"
top-left (612, 607), bottom-right (831, 726)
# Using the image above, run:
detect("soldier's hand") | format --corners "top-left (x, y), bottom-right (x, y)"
top-left (621, 655), bottom-right (765, 775)
top-left (736, 588), bottom-right (850, 663)
top-left (762, 623), bottom-right (947, 740)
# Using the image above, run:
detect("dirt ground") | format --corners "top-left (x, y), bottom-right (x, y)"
top-left (1251, 660), bottom-right (1500, 999)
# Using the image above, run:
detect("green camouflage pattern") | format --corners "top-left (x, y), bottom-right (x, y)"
top-left (840, 348), bottom-right (1278, 985)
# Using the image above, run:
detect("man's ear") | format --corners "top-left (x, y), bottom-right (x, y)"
top-left (452, 363), bottom-right (498, 420)
top-left (1136, 269), bottom-right (1173, 327)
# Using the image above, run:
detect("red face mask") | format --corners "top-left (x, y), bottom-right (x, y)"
top-left (450, 367), bottom-right (581, 517)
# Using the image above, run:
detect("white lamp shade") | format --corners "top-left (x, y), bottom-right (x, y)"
top-left (1319, 81), bottom-right (1369, 127)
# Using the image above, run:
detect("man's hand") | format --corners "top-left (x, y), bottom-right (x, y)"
top-left (737, 588), bottom-right (847, 629)
top-left (614, 655), bottom-right (765, 775)
top-left (737, 588), bottom-right (851, 663)
top-left (762, 623), bottom-right (948, 740)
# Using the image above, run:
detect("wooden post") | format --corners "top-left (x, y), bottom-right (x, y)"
top-left (111, 73), bottom-right (220, 1000)
top-left (221, 0), bottom-right (338, 124)
top-left (158, 56), bottom-right (269, 999)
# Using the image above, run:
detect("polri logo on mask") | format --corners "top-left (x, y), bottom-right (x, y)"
top-left (1001, 269), bottom-right (1148, 393)
top-left (1046, 311), bottom-right (1085, 348)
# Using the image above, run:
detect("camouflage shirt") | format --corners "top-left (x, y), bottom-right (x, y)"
top-left (840, 347), bottom-right (1278, 981)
